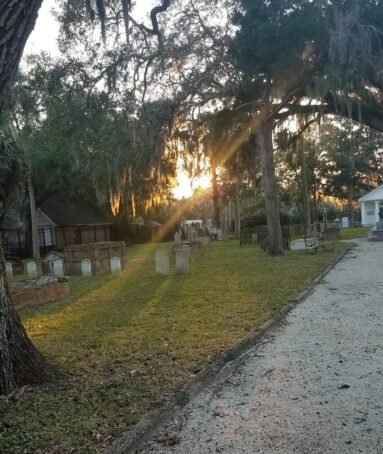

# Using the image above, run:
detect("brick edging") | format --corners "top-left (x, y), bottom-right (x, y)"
top-left (107, 243), bottom-right (355, 454)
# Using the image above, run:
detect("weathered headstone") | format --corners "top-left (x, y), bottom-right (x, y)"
top-left (81, 259), bottom-right (92, 277)
top-left (26, 261), bottom-right (37, 279)
top-left (200, 236), bottom-right (210, 247)
top-left (174, 231), bottom-right (181, 244)
top-left (53, 259), bottom-right (64, 277)
top-left (216, 228), bottom-right (223, 241)
top-left (6, 262), bottom-right (13, 280)
top-left (155, 248), bottom-right (170, 275)
top-left (176, 249), bottom-right (190, 274)
top-left (110, 256), bottom-right (122, 275)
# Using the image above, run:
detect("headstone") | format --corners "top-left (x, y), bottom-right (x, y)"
top-left (189, 226), bottom-right (197, 242)
top-left (216, 228), bottom-right (223, 241)
top-left (43, 251), bottom-right (65, 275)
top-left (200, 236), bottom-right (210, 247)
top-left (341, 216), bottom-right (349, 228)
top-left (6, 262), bottom-right (13, 280)
top-left (52, 259), bottom-right (64, 277)
top-left (174, 231), bottom-right (181, 244)
top-left (81, 259), bottom-right (92, 277)
top-left (290, 239), bottom-right (307, 251)
top-left (155, 248), bottom-right (170, 275)
top-left (26, 261), bottom-right (37, 279)
top-left (176, 249), bottom-right (190, 274)
top-left (110, 256), bottom-right (121, 275)
top-left (251, 233), bottom-right (257, 243)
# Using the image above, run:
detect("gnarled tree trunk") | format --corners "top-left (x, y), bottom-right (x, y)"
top-left (211, 165), bottom-right (221, 228)
top-left (0, 1), bottom-right (43, 110)
top-left (0, 241), bottom-right (53, 395)
top-left (234, 174), bottom-right (241, 238)
top-left (300, 136), bottom-right (312, 234)
top-left (0, 0), bottom-right (54, 396)
top-left (256, 118), bottom-right (284, 255)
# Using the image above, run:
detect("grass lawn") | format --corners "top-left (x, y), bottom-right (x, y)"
top-left (340, 226), bottom-right (370, 240)
top-left (1, 241), bottom-right (348, 453)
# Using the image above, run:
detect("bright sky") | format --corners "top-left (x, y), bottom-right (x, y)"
top-left (24, 0), bottom-right (157, 56)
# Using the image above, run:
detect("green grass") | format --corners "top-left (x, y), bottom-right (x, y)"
top-left (1, 241), bottom-right (347, 453)
top-left (340, 226), bottom-right (370, 240)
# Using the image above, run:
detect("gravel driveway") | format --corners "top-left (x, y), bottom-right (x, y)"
top-left (140, 240), bottom-right (383, 453)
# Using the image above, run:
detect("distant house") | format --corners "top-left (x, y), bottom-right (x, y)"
top-left (37, 194), bottom-right (113, 251)
top-left (359, 185), bottom-right (383, 226)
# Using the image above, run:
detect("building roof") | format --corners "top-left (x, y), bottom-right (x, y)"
top-left (38, 194), bottom-right (113, 226)
top-left (359, 185), bottom-right (383, 203)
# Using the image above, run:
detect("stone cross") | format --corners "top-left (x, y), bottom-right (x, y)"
top-left (110, 256), bottom-right (122, 275)
top-left (53, 259), bottom-right (64, 277)
top-left (6, 262), bottom-right (13, 280)
top-left (81, 259), bottom-right (92, 277)
top-left (155, 248), bottom-right (170, 275)
top-left (27, 261), bottom-right (37, 279)
top-left (176, 248), bottom-right (190, 274)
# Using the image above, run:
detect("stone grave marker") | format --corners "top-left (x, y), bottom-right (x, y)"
top-left (176, 248), bottom-right (190, 274)
top-left (110, 256), bottom-right (122, 275)
top-left (27, 261), bottom-right (37, 279)
top-left (81, 259), bottom-right (92, 277)
top-left (6, 262), bottom-right (13, 280)
top-left (174, 231), bottom-right (181, 244)
top-left (200, 236), bottom-right (210, 247)
top-left (53, 259), bottom-right (65, 277)
top-left (216, 228), bottom-right (223, 241)
top-left (155, 248), bottom-right (170, 275)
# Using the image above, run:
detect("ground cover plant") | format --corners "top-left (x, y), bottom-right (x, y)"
top-left (340, 226), bottom-right (370, 240)
top-left (0, 240), bottom-right (347, 452)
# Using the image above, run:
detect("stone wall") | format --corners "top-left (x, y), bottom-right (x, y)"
top-left (64, 241), bottom-right (126, 275)
top-left (10, 276), bottom-right (69, 309)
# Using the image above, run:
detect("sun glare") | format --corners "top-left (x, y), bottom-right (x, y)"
top-left (173, 166), bottom-right (211, 199)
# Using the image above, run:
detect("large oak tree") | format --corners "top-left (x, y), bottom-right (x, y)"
top-left (231, 0), bottom-right (383, 254)
top-left (0, 0), bottom-right (171, 395)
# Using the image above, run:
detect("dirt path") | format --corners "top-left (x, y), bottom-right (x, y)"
top-left (140, 240), bottom-right (383, 453)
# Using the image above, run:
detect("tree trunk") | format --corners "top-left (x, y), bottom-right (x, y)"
top-left (300, 136), bottom-right (312, 234)
top-left (256, 118), bottom-right (284, 255)
top-left (347, 184), bottom-right (354, 227)
top-left (211, 165), bottom-right (221, 228)
top-left (0, 241), bottom-right (54, 395)
top-left (27, 171), bottom-right (41, 259)
top-left (0, 1), bottom-right (43, 112)
top-left (0, 0), bottom-right (53, 395)
top-left (234, 175), bottom-right (241, 238)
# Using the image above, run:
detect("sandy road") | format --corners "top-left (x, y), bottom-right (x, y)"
top-left (139, 240), bottom-right (383, 453)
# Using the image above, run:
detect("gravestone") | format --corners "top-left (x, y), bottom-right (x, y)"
top-left (188, 226), bottom-right (197, 242)
top-left (155, 248), bottom-right (170, 275)
top-left (81, 259), bottom-right (92, 277)
top-left (26, 261), bottom-right (37, 279)
top-left (52, 259), bottom-right (64, 277)
top-left (174, 231), bottom-right (181, 244)
top-left (43, 251), bottom-right (65, 275)
top-left (216, 228), bottom-right (223, 241)
top-left (6, 262), bottom-right (13, 280)
top-left (110, 256), bottom-right (122, 275)
top-left (200, 236), bottom-right (210, 247)
top-left (176, 248), bottom-right (190, 274)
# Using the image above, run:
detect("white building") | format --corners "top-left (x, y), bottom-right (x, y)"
top-left (359, 186), bottom-right (383, 226)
